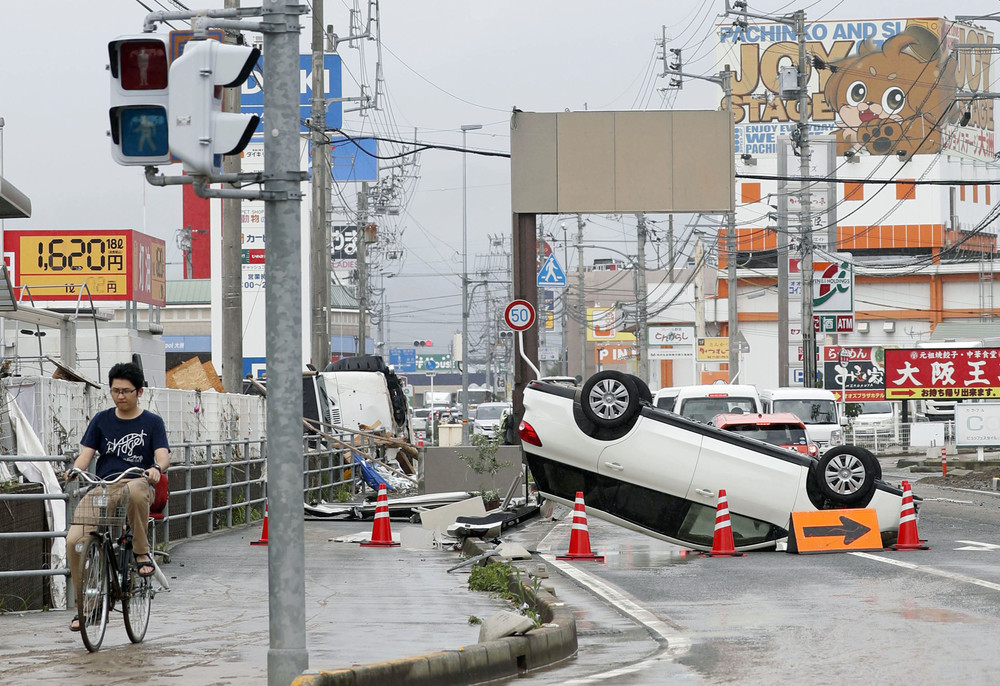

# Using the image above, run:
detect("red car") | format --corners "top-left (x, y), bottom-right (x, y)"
top-left (713, 412), bottom-right (819, 457)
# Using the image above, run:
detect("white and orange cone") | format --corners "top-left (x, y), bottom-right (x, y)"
top-left (557, 491), bottom-right (605, 562)
top-left (702, 489), bottom-right (746, 558)
top-left (250, 503), bottom-right (269, 546)
top-left (887, 480), bottom-right (929, 551)
top-left (360, 484), bottom-right (399, 547)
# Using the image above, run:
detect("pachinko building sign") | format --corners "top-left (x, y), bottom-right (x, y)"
top-left (717, 17), bottom-right (994, 162)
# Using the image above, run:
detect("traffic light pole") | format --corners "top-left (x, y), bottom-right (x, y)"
top-left (140, 5), bottom-right (310, 684)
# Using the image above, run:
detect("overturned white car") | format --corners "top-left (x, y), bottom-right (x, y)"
top-left (519, 371), bottom-right (905, 552)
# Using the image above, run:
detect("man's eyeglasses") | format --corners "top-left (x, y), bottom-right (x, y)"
top-left (110, 387), bottom-right (137, 396)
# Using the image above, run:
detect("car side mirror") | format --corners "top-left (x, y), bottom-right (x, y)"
top-left (839, 416), bottom-right (849, 427)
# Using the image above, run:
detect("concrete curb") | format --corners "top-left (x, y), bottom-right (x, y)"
top-left (292, 539), bottom-right (578, 686)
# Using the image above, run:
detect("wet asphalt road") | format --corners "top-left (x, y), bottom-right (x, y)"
top-left (3, 457), bottom-right (1000, 685)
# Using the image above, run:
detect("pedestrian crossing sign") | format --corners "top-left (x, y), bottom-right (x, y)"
top-left (537, 255), bottom-right (567, 287)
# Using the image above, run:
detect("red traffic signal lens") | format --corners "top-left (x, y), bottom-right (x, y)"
top-left (425, 340), bottom-right (433, 347)
top-left (119, 40), bottom-right (168, 91)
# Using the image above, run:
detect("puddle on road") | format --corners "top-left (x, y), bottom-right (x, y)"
top-left (600, 545), bottom-right (698, 570)
top-left (894, 606), bottom-right (988, 623)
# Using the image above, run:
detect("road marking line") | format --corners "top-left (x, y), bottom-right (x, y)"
top-left (538, 521), bottom-right (691, 685)
top-left (954, 540), bottom-right (1000, 551)
top-left (852, 551), bottom-right (1000, 591)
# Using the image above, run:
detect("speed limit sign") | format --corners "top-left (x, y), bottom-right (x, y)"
top-left (504, 299), bottom-right (536, 331)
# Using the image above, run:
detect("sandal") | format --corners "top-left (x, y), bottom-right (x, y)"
top-left (70, 615), bottom-right (81, 632)
top-left (136, 555), bottom-right (155, 578)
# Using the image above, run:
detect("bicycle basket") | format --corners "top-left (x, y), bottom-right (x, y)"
top-left (71, 483), bottom-right (129, 528)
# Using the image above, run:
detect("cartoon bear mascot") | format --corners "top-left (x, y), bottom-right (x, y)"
top-left (824, 24), bottom-right (957, 157)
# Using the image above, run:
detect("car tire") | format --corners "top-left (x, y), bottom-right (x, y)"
top-left (629, 374), bottom-right (652, 405)
top-left (580, 371), bottom-right (641, 429)
top-left (813, 445), bottom-right (878, 507)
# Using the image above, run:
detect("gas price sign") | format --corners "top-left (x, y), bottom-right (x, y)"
top-left (7, 229), bottom-right (165, 305)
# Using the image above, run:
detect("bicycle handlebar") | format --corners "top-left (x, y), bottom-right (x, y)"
top-left (67, 466), bottom-right (148, 485)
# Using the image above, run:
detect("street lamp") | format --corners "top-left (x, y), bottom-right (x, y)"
top-left (460, 123), bottom-right (481, 444)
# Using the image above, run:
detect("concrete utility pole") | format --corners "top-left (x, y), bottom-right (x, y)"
top-left (777, 140), bottom-right (790, 387)
top-left (356, 182), bottom-right (368, 355)
top-left (221, 0), bottom-right (242, 394)
top-left (661, 55), bottom-right (738, 382)
top-left (635, 213), bottom-right (649, 383)
top-left (460, 123), bottom-right (480, 442)
top-left (561, 222), bottom-right (569, 376)
top-left (262, 1), bottom-right (308, 681)
top-left (722, 68), bottom-right (740, 384)
top-left (310, 0), bottom-right (331, 369)
top-left (794, 10), bottom-right (816, 387)
top-left (576, 214), bottom-right (586, 379)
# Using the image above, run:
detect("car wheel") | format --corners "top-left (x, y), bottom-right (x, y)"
top-left (813, 445), bottom-right (878, 507)
top-left (628, 374), bottom-right (652, 405)
top-left (580, 371), bottom-right (641, 428)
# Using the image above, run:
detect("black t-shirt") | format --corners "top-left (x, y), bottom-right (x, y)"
top-left (81, 408), bottom-right (170, 479)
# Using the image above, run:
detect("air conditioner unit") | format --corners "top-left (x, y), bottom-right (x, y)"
top-left (857, 322), bottom-right (869, 333)
top-left (883, 321), bottom-right (896, 333)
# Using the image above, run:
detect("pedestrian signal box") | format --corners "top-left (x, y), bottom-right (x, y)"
top-left (108, 35), bottom-right (172, 166)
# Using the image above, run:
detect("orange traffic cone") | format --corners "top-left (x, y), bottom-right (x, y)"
top-left (702, 489), bottom-right (746, 558)
top-left (360, 484), bottom-right (399, 547)
top-left (887, 480), bottom-right (929, 551)
top-left (251, 503), bottom-right (269, 546)
top-left (557, 492), bottom-right (604, 562)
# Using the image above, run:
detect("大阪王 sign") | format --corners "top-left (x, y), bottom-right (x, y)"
top-left (884, 348), bottom-right (1000, 399)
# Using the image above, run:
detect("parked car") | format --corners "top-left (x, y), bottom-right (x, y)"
top-left (653, 387), bottom-right (680, 412)
top-left (518, 370), bottom-right (903, 552)
top-left (471, 402), bottom-right (511, 436)
top-left (713, 412), bottom-right (819, 457)
top-left (673, 384), bottom-right (762, 423)
top-left (759, 387), bottom-right (845, 450)
top-left (411, 407), bottom-right (432, 433)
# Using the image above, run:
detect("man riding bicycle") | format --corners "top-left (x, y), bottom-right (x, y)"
top-left (65, 362), bottom-right (170, 632)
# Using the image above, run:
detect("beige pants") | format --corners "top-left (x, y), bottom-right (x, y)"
top-left (67, 478), bottom-right (154, 585)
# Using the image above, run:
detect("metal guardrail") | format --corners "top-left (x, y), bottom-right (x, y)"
top-left (0, 428), bottom-right (375, 597)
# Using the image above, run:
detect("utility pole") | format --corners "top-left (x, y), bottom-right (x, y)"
top-left (777, 139), bottom-right (790, 387)
top-left (635, 213), bottom-right (649, 383)
top-left (460, 123), bottom-right (481, 442)
top-left (668, 214), bottom-right (675, 279)
top-left (661, 53), bottom-right (738, 383)
top-left (794, 9), bottom-right (816, 388)
top-left (722, 67), bottom-right (740, 383)
top-left (561, 221), bottom-right (569, 376)
top-left (576, 214), bottom-right (586, 379)
top-left (310, 0), bottom-right (331, 369)
top-left (221, 0), bottom-right (242, 393)
top-left (356, 182), bottom-right (368, 355)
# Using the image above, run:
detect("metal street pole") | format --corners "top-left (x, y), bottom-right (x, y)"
top-left (460, 123), bottom-right (481, 443)
top-left (263, 1), bottom-right (308, 681)
top-left (576, 215), bottom-right (586, 379)
top-left (310, 0), bottom-right (331, 369)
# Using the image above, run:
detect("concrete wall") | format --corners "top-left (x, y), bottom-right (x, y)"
top-left (421, 446), bottom-right (523, 496)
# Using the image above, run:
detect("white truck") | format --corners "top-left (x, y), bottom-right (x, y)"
top-left (759, 388), bottom-right (845, 450)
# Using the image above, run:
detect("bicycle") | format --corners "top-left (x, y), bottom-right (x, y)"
top-left (67, 467), bottom-right (158, 652)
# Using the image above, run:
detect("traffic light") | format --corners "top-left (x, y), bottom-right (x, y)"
top-left (413, 340), bottom-right (432, 347)
top-left (168, 39), bottom-right (260, 175)
top-left (499, 331), bottom-right (514, 340)
top-left (108, 35), bottom-right (172, 166)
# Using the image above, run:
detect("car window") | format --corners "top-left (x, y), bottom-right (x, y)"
top-left (476, 405), bottom-right (507, 420)
top-left (724, 424), bottom-right (807, 445)
top-left (676, 502), bottom-right (780, 548)
top-left (655, 397), bottom-right (676, 411)
top-left (772, 399), bottom-right (838, 424)
top-left (859, 402), bottom-right (892, 415)
top-left (681, 397), bottom-right (757, 423)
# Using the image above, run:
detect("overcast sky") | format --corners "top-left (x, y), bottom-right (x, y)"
top-left (2, 0), bottom-right (998, 356)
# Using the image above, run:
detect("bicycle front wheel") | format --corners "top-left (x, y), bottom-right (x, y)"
top-left (122, 551), bottom-right (152, 644)
top-left (77, 537), bottom-right (109, 652)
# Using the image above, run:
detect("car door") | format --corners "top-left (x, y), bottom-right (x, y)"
top-left (686, 427), bottom-right (806, 530)
top-left (594, 410), bottom-right (703, 536)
